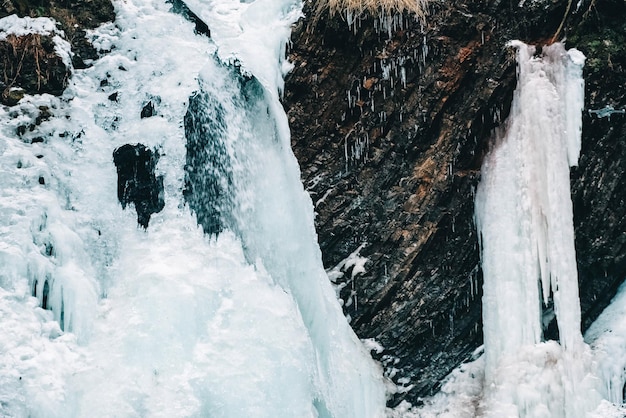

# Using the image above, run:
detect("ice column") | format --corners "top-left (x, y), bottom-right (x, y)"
top-left (475, 42), bottom-right (586, 382)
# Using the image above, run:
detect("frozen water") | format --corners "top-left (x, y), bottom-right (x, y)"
top-left (181, 0), bottom-right (302, 96)
top-left (0, 0), bottom-right (385, 416)
top-left (586, 281), bottom-right (626, 405)
top-left (474, 41), bottom-right (602, 418)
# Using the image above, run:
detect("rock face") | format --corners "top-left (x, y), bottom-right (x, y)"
top-left (283, 0), bottom-right (626, 405)
top-left (3, 0), bottom-right (625, 408)
top-left (113, 144), bottom-right (165, 228)
top-left (0, 33), bottom-right (69, 104)
top-left (0, 0), bottom-right (115, 68)
top-left (568, 0), bottom-right (626, 331)
top-left (0, 0), bottom-right (115, 104)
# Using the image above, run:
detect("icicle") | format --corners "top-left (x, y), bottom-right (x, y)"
top-left (474, 41), bottom-right (599, 418)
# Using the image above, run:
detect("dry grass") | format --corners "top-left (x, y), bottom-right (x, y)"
top-left (315, 0), bottom-right (429, 23)
top-left (2, 34), bottom-right (49, 90)
top-left (1, 33), bottom-right (68, 102)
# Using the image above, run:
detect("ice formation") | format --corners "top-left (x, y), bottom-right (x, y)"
top-left (474, 41), bottom-right (602, 418)
top-left (475, 41), bottom-right (586, 375)
top-left (393, 41), bottom-right (625, 418)
top-left (0, 0), bottom-right (386, 415)
top-left (585, 281), bottom-right (626, 407)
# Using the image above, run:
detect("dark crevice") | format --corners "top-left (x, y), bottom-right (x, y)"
top-left (42, 280), bottom-right (50, 310)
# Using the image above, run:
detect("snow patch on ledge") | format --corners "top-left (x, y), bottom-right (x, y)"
top-left (0, 15), bottom-right (59, 38)
top-left (0, 15), bottom-right (73, 69)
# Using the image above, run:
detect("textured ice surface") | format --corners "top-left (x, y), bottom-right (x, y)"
top-left (0, 0), bottom-right (385, 416)
top-left (586, 281), bottom-right (626, 405)
top-left (474, 41), bottom-right (601, 418)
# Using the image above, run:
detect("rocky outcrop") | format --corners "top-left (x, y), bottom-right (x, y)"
top-left (0, 32), bottom-right (69, 104)
top-left (283, 0), bottom-right (626, 405)
top-left (0, 0), bottom-right (115, 68)
top-left (113, 144), bottom-right (165, 228)
top-left (568, 0), bottom-right (626, 331)
top-left (0, 0), bottom-right (115, 104)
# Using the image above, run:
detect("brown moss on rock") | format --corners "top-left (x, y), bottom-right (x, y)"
top-left (1, 33), bottom-right (69, 103)
top-left (1, 0), bottom-right (115, 69)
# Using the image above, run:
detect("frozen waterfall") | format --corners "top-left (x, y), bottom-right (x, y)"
top-left (475, 41), bottom-right (587, 380)
top-left (0, 0), bottom-right (386, 416)
top-left (473, 41), bottom-right (600, 418)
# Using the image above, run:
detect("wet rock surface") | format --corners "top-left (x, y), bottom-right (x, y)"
top-left (283, 0), bottom-right (626, 405)
top-left (568, 0), bottom-right (626, 331)
top-left (113, 143), bottom-right (165, 228)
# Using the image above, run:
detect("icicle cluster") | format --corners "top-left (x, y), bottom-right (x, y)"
top-left (474, 42), bottom-right (603, 418)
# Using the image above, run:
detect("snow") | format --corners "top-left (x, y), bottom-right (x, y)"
top-left (326, 243), bottom-right (369, 312)
top-left (0, 15), bottom-right (59, 38)
top-left (386, 357), bottom-right (485, 418)
top-left (0, 0), bottom-right (386, 416)
top-left (0, 15), bottom-right (73, 68)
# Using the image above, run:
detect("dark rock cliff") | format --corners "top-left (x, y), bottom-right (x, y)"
top-left (283, 0), bottom-right (626, 405)
top-left (113, 144), bottom-right (165, 228)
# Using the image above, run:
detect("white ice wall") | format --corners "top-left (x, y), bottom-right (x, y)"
top-left (473, 42), bottom-right (604, 418)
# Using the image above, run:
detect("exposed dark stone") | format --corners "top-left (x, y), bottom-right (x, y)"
top-left (42, 280), bottom-right (49, 310)
top-left (35, 106), bottom-right (52, 124)
top-left (44, 241), bottom-right (54, 256)
top-left (283, 0), bottom-right (626, 405)
top-left (567, 0), bottom-right (626, 332)
top-left (2, 87), bottom-right (24, 105)
top-left (0, 33), bottom-right (70, 102)
top-left (108, 92), bottom-right (118, 101)
top-left (168, 0), bottom-right (211, 37)
top-left (141, 101), bottom-right (155, 118)
top-left (38, 176), bottom-right (45, 184)
top-left (112, 143), bottom-right (165, 228)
